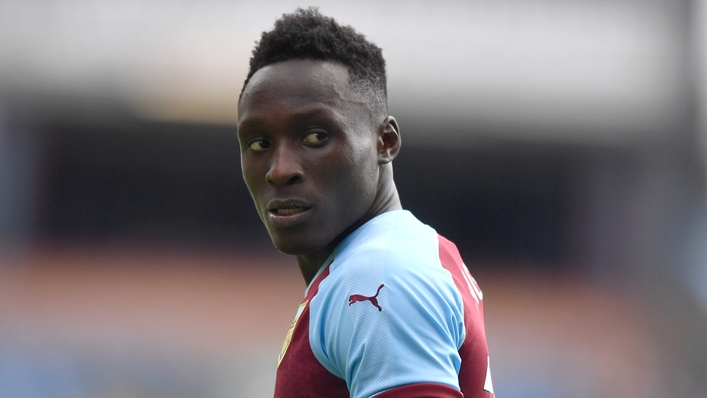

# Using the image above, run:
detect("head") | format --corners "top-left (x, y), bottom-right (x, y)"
top-left (237, 8), bottom-right (401, 267)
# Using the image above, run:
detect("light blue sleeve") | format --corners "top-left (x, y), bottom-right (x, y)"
top-left (309, 216), bottom-right (466, 398)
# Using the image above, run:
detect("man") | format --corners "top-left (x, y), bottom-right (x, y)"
top-left (237, 7), bottom-right (494, 398)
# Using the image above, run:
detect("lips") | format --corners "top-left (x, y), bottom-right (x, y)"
top-left (266, 200), bottom-right (313, 226)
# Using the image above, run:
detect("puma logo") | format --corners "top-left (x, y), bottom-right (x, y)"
top-left (348, 284), bottom-right (385, 311)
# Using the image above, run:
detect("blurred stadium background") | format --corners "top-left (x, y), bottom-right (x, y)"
top-left (1, 0), bottom-right (706, 397)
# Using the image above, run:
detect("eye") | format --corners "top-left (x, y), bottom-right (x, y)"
top-left (248, 139), bottom-right (270, 151)
top-left (302, 131), bottom-right (328, 145)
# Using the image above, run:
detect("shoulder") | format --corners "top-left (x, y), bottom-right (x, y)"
top-left (332, 210), bottom-right (458, 296)
top-left (313, 211), bottom-right (450, 313)
top-left (335, 210), bottom-right (440, 271)
top-left (307, 211), bottom-right (468, 397)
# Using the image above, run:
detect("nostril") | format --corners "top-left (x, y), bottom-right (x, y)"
top-left (287, 175), bottom-right (303, 185)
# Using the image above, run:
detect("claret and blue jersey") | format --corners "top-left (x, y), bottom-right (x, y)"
top-left (275, 210), bottom-right (494, 398)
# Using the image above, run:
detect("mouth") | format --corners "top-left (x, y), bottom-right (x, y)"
top-left (272, 207), bottom-right (307, 215)
top-left (266, 200), bottom-right (313, 222)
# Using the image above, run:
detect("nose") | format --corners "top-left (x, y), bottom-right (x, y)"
top-left (266, 144), bottom-right (304, 186)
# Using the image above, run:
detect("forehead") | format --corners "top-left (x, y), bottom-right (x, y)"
top-left (238, 59), bottom-right (356, 122)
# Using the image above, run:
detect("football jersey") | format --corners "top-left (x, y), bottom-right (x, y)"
top-left (274, 210), bottom-right (494, 398)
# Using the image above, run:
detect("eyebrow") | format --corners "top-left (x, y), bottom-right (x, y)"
top-left (238, 107), bottom-right (339, 132)
top-left (237, 118), bottom-right (264, 133)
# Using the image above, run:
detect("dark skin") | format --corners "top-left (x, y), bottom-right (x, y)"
top-left (237, 59), bottom-right (402, 285)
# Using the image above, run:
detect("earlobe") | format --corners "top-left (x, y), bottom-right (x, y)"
top-left (378, 116), bottom-right (401, 164)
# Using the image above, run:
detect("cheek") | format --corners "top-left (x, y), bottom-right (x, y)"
top-left (331, 146), bottom-right (379, 202)
top-left (241, 160), bottom-right (266, 205)
top-left (241, 165), bottom-right (256, 193)
top-left (351, 139), bottom-right (380, 184)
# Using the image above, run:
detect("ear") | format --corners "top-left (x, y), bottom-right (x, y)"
top-left (377, 116), bottom-right (401, 164)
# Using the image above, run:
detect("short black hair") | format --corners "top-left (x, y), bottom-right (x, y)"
top-left (241, 7), bottom-right (388, 116)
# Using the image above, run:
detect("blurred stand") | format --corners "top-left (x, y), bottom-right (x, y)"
top-left (0, 109), bottom-right (40, 258)
top-left (1, 0), bottom-right (707, 397)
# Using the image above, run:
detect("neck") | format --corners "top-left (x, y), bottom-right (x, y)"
top-left (297, 251), bottom-right (331, 287)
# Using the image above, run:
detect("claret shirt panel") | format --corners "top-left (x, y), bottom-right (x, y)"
top-left (273, 210), bottom-right (494, 398)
